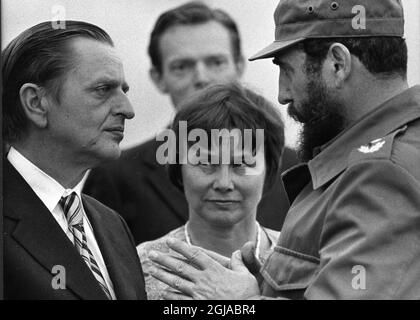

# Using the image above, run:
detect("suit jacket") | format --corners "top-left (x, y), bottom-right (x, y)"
top-left (3, 159), bottom-right (147, 300)
top-left (84, 138), bottom-right (299, 245)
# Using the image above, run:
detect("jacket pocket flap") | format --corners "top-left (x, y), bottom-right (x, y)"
top-left (261, 246), bottom-right (320, 291)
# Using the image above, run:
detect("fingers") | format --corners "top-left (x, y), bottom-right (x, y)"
top-left (165, 238), bottom-right (214, 270)
top-left (149, 265), bottom-right (194, 296)
top-left (162, 290), bottom-right (194, 300)
top-left (240, 241), bottom-right (262, 274)
top-left (201, 248), bottom-right (231, 268)
top-left (230, 250), bottom-right (249, 272)
top-left (240, 241), bottom-right (264, 287)
top-left (148, 250), bottom-right (197, 281)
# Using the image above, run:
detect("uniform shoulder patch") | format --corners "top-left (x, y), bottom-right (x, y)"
top-left (348, 126), bottom-right (408, 165)
top-left (357, 138), bottom-right (386, 154)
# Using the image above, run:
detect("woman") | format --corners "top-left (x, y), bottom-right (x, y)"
top-left (137, 82), bottom-right (285, 299)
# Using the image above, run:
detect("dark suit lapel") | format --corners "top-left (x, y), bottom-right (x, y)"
top-left (142, 140), bottom-right (189, 222)
top-left (82, 197), bottom-right (141, 300)
top-left (4, 160), bottom-right (108, 300)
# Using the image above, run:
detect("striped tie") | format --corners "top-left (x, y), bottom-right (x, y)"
top-left (60, 192), bottom-right (113, 300)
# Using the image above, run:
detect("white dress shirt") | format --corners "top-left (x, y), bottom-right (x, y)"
top-left (7, 147), bottom-right (116, 299)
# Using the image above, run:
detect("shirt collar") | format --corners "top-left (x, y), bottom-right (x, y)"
top-left (7, 147), bottom-right (86, 212)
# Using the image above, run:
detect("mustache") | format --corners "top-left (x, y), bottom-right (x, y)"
top-left (287, 104), bottom-right (302, 122)
top-left (288, 103), bottom-right (324, 125)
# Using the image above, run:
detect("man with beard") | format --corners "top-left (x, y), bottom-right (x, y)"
top-left (283, 61), bottom-right (347, 162)
top-left (147, 0), bottom-right (420, 299)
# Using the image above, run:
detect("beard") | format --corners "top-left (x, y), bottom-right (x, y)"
top-left (288, 75), bottom-right (348, 162)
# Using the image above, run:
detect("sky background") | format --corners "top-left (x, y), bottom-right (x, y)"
top-left (2, 0), bottom-right (420, 149)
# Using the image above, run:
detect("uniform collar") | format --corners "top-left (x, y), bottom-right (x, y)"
top-left (307, 85), bottom-right (420, 190)
top-left (282, 85), bottom-right (420, 203)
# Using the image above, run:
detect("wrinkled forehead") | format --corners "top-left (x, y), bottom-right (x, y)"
top-left (67, 37), bottom-right (125, 81)
top-left (68, 37), bottom-right (122, 71)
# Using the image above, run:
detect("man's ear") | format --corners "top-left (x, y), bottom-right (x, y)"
top-left (19, 83), bottom-right (49, 129)
top-left (325, 43), bottom-right (352, 87)
top-left (149, 67), bottom-right (168, 94)
top-left (235, 55), bottom-right (246, 78)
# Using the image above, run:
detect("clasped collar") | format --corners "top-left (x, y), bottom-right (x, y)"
top-left (307, 85), bottom-right (420, 190)
top-left (282, 86), bottom-right (420, 199)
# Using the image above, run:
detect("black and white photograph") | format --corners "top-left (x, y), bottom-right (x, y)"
top-left (1, 0), bottom-right (420, 305)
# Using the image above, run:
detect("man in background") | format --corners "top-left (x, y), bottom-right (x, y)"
top-left (3, 21), bottom-right (146, 299)
top-left (84, 1), bottom-right (298, 245)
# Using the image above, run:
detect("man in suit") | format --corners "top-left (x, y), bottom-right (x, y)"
top-left (84, 1), bottom-right (299, 245)
top-left (3, 21), bottom-right (146, 300)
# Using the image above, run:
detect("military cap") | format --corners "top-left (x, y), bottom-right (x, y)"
top-left (250, 0), bottom-right (404, 61)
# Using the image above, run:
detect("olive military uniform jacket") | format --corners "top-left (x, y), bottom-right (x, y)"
top-left (260, 86), bottom-right (420, 299)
